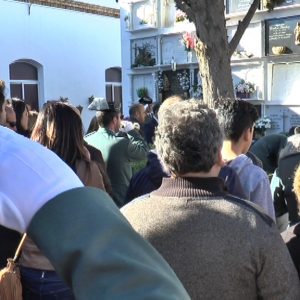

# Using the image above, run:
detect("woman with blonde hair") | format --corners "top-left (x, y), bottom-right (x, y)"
top-left (19, 101), bottom-right (106, 299)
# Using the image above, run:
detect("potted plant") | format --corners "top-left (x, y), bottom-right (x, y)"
top-left (136, 87), bottom-right (152, 104)
top-left (235, 80), bottom-right (256, 98)
top-left (263, 0), bottom-right (285, 10)
top-left (132, 43), bottom-right (156, 68)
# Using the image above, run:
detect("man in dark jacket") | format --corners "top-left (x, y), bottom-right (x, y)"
top-left (250, 133), bottom-right (287, 174)
top-left (143, 102), bottom-right (160, 144)
top-left (126, 150), bottom-right (247, 203)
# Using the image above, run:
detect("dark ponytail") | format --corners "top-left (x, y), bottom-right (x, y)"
top-left (0, 80), bottom-right (5, 111)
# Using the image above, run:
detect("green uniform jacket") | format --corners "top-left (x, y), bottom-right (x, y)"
top-left (85, 128), bottom-right (149, 207)
top-left (28, 187), bottom-right (190, 300)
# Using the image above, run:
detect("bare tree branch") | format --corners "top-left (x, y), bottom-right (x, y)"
top-left (228, 0), bottom-right (260, 57)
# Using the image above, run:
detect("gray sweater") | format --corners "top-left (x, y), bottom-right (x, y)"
top-left (122, 177), bottom-right (300, 300)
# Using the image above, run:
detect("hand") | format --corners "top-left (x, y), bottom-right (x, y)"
top-left (0, 126), bottom-right (83, 232)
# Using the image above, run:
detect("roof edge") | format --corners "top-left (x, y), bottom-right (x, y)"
top-left (15, 0), bottom-right (120, 18)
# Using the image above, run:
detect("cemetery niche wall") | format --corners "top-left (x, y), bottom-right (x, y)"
top-left (266, 15), bottom-right (300, 56)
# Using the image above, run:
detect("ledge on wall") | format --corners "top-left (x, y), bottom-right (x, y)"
top-left (15, 0), bottom-right (120, 17)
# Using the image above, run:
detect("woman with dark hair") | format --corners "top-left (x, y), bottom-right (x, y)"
top-left (11, 98), bottom-right (30, 137)
top-left (0, 80), bottom-right (6, 124)
top-left (0, 80), bottom-right (22, 269)
top-left (86, 114), bottom-right (100, 134)
top-left (19, 101), bottom-right (106, 300)
top-left (31, 101), bottom-right (105, 186)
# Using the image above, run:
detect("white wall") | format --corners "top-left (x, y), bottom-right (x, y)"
top-left (0, 0), bottom-right (121, 129)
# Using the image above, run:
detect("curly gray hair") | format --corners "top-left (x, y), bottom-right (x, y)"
top-left (155, 100), bottom-right (223, 175)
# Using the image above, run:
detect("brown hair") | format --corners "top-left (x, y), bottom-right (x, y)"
top-left (31, 101), bottom-right (89, 170)
top-left (0, 80), bottom-right (5, 111)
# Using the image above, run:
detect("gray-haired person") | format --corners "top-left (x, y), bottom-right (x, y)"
top-left (122, 99), bottom-right (300, 299)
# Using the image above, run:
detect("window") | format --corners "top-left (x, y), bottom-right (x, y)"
top-left (9, 61), bottom-right (40, 111)
top-left (105, 67), bottom-right (122, 112)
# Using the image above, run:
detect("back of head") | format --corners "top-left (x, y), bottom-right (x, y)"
top-left (217, 99), bottom-right (258, 142)
top-left (0, 80), bottom-right (5, 109)
top-left (158, 95), bottom-right (183, 121)
top-left (11, 98), bottom-right (28, 132)
top-left (280, 134), bottom-right (300, 159)
top-left (31, 101), bottom-right (87, 168)
top-left (97, 111), bottom-right (119, 128)
top-left (155, 99), bottom-right (223, 175)
top-left (129, 103), bottom-right (144, 119)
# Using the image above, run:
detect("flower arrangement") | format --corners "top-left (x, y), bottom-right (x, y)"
top-left (181, 32), bottom-right (196, 52)
top-left (177, 70), bottom-right (190, 91)
top-left (175, 10), bottom-right (187, 23)
top-left (155, 71), bottom-right (164, 93)
top-left (193, 83), bottom-right (203, 99)
top-left (235, 79), bottom-right (256, 94)
top-left (254, 116), bottom-right (272, 130)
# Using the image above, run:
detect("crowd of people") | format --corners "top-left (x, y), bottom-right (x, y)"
top-left (1, 78), bottom-right (300, 299)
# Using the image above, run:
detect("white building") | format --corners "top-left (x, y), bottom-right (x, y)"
top-left (0, 0), bottom-right (121, 128)
top-left (119, 0), bottom-right (300, 133)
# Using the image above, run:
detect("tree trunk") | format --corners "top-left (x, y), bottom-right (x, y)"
top-left (194, 39), bottom-right (234, 108)
top-left (174, 0), bottom-right (260, 108)
top-left (194, 1), bottom-right (234, 107)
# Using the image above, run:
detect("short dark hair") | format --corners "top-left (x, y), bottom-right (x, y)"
top-left (11, 98), bottom-right (29, 135)
top-left (97, 111), bottom-right (119, 127)
top-left (0, 80), bottom-right (5, 111)
top-left (129, 104), bottom-right (143, 119)
top-left (217, 99), bottom-right (258, 143)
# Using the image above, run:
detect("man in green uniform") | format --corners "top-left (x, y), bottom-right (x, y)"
top-left (85, 98), bottom-right (149, 207)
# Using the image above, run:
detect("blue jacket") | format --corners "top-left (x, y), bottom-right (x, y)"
top-left (126, 151), bottom-right (247, 203)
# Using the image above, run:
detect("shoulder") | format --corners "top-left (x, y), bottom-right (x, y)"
top-left (84, 130), bottom-right (97, 139)
top-left (224, 194), bottom-right (274, 227)
top-left (121, 194), bottom-right (151, 212)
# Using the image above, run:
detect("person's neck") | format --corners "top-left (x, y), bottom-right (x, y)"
top-left (179, 164), bottom-right (221, 179)
top-left (106, 124), bottom-right (116, 133)
top-left (222, 140), bottom-right (244, 162)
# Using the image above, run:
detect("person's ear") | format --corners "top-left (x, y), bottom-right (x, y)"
top-left (243, 127), bottom-right (253, 142)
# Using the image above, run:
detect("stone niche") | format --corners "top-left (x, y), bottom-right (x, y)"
top-left (265, 105), bottom-right (300, 134)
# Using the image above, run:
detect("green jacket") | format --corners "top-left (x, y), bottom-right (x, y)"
top-left (85, 128), bottom-right (149, 207)
top-left (28, 187), bottom-right (190, 300)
